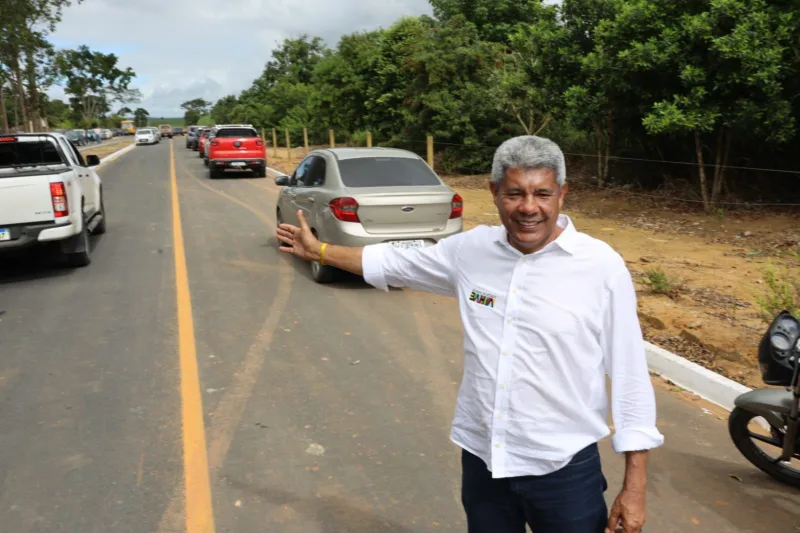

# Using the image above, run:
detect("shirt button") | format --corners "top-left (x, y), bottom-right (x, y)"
top-left (497, 414), bottom-right (503, 420)
top-left (503, 350), bottom-right (509, 356)
top-left (495, 443), bottom-right (501, 448)
top-left (506, 317), bottom-right (513, 324)
top-left (500, 383), bottom-right (507, 389)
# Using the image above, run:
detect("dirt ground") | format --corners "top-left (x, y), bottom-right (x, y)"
top-left (267, 146), bottom-right (800, 388)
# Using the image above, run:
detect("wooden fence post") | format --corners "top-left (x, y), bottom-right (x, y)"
top-left (261, 128), bottom-right (266, 147)
top-left (303, 127), bottom-right (309, 154)
top-left (272, 128), bottom-right (278, 158)
top-left (426, 135), bottom-right (434, 170)
top-left (285, 128), bottom-right (292, 165)
top-left (329, 129), bottom-right (335, 148)
top-left (366, 131), bottom-right (372, 147)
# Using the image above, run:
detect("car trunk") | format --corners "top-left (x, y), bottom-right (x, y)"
top-left (347, 186), bottom-right (454, 235)
top-left (0, 174), bottom-right (58, 225)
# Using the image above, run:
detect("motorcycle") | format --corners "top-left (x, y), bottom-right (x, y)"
top-left (728, 310), bottom-right (800, 487)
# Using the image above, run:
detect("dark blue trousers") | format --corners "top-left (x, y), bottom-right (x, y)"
top-left (461, 443), bottom-right (608, 533)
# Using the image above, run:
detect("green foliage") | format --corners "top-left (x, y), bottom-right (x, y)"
top-left (755, 267), bottom-right (800, 322)
top-left (133, 108), bottom-right (149, 127)
top-left (181, 98), bottom-right (211, 126)
top-left (202, 0), bottom-right (800, 206)
top-left (641, 268), bottom-right (684, 298)
top-left (55, 45), bottom-right (139, 124)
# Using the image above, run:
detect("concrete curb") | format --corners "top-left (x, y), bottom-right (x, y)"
top-left (645, 341), bottom-right (751, 411)
top-left (97, 142), bottom-right (136, 168)
top-left (266, 166), bottom-right (287, 177)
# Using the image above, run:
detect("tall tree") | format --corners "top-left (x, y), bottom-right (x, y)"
top-left (429, 0), bottom-right (546, 43)
top-left (0, 0), bottom-right (83, 131)
top-left (210, 95), bottom-right (238, 124)
top-left (608, 0), bottom-right (796, 209)
top-left (55, 45), bottom-right (140, 126)
top-left (133, 107), bottom-right (149, 127)
top-left (181, 98), bottom-right (210, 125)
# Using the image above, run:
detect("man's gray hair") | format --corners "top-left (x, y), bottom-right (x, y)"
top-left (491, 135), bottom-right (567, 187)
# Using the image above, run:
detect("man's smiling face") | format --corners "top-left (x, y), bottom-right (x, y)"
top-left (490, 167), bottom-right (568, 255)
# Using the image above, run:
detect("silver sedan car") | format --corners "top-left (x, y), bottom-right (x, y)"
top-left (274, 147), bottom-right (464, 283)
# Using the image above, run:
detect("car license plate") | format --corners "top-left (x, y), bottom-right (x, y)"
top-left (0, 229), bottom-right (9, 241)
top-left (231, 162), bottom-right (246, 167)
top-left (390, 239), bottom-right (424, 249)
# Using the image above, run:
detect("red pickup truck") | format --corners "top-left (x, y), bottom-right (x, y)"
top-left (207, 125), bottom-right (266, 178)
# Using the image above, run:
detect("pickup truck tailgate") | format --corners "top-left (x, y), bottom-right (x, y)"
top-left (0, 176), bottom-right (55, 226)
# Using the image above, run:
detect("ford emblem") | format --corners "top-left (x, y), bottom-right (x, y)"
top-left (401, 206), bottom-right (414, 213)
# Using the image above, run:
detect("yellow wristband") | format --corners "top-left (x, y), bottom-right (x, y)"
top-left (319, 243), bottom-right (328, 265)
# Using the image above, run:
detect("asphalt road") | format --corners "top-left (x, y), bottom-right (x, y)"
top-left (0, 139), bottom-right (798, 533)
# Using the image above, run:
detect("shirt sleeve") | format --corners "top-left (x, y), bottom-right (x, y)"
top-left (602, 262), bottom-right (666, 454)
top-left (361, 231), bottom-right (470, 297)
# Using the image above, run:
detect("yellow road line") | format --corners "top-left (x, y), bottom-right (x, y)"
top-left (170, 139), bottom-right (216, 532)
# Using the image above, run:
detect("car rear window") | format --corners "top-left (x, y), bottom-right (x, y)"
top-left (0, 137), bottom-right (65, 169)
top-left (337, 157), bottom-right (441, 187)
top-left (215, 128), bottom-right (258, 138)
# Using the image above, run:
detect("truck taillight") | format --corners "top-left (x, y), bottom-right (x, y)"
top-left (329, 197), bottom-right (360, 223)
top-left (450, 193), bottom-right (463, 219)
top-left (50, 182), bottom-right (69, 217)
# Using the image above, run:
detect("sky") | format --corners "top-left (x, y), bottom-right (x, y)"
top-left (47, 0), bottom-right (434, 117)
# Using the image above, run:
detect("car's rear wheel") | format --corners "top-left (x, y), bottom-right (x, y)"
top-left (255, 168), bottom-right (266, 178)
top-left (93, 193), bottom-right (107, 235)
top-left (64, 215), bottom-right (91, 268)
top-left (209, 167), bottom-right (221, 179)
top-left (310, 259), bottom-right (337, 283)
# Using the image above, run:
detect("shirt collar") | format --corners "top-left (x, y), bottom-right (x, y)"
top-left (495, 214), bottom-right (578, 256)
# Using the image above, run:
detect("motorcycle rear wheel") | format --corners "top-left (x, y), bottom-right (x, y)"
top-left (728, 406), bottom-right (800, 487)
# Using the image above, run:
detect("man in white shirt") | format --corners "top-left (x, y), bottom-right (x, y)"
top-left (276, 135), bottom-right (664, 533)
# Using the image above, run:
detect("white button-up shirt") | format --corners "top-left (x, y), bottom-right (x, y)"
top-left (362, 214), bottom-right (665, 478)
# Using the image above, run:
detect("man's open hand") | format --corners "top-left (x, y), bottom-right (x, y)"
top-left (276, 210), bottom-right (320, 261)
top-left (605, 488), bottom-right (646, 533)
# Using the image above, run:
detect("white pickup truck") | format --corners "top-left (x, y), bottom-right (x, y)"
top-left (0, 132), bottom-right (107, 267)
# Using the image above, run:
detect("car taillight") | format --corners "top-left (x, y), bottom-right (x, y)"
top-left (50, 182), bottom-right (69, 217)
top-left (211, 140), bottom-right (219, 146)
top-left (450, 193), bottom-right (463, 219)
top-left (329, 197), bottom-right (359, 223)
top-left (255, 139), bottom-right (263, 146)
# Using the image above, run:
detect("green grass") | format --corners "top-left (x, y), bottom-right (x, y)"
top-left (147, 117), bottom-right (185, 127)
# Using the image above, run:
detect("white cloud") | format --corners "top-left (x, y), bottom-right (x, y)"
top-left (48, 0), bottom-right (433, 117)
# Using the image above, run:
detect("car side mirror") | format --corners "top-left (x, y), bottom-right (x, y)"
top-left (274, 175), bottom-right (289, 186)
top-left (85, 154), bottom-right (101, 167)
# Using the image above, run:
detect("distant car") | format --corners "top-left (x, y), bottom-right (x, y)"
top-left (202, 127), bottom-right (221, 162)
top-left (135, 127), bottom-right (159, 145)
top-left (185, 125), bottom-right (202, 149)
top-left (197, 128), bottom-right (212, 155)
top-left (274, 147), bottom-right (464, 283)
top-left (102, 129), bottom-right (113, 140)
top-left (207, 125), bottom-right (266, 179)
top-left (67, 130), bottom-right (85, 146)
top-left (159, 124), bottom-right (173, 139)
top-left (173, 127), bottom-right (185, 136)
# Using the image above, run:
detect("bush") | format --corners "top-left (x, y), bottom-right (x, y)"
top-left (641, 267), bottom-right (684, 299)
top-left (755, 267), bottom-right (800, 322)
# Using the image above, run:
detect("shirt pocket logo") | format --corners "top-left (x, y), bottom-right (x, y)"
top-left (468, 289), bottom-right (497, 309)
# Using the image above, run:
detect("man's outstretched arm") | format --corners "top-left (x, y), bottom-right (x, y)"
top-left (276, 209), bottom-right (466, 296)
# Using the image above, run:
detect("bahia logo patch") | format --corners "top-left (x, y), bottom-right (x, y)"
top-left (469, 290), bottom-right (496, 308)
